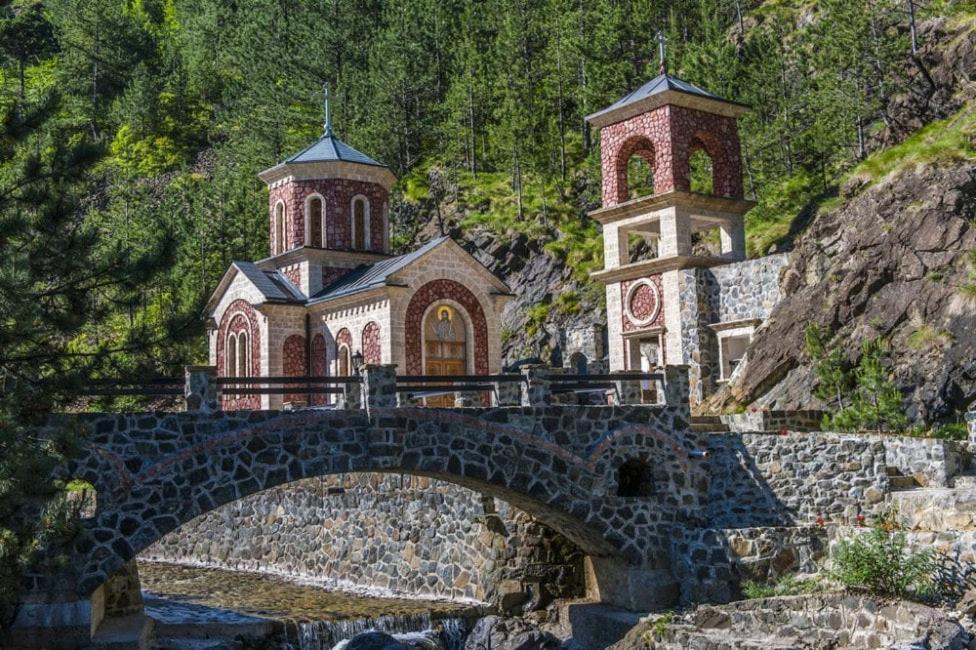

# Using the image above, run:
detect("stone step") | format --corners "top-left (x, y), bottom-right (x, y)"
top-left (891, 487), bottom-right (976, 532)
top-left (91, 614), bottom-right (156, 650)
top-left (692, 415), bottom-right (725, 424)
top-left (888, 475), bottom-right (919, 491)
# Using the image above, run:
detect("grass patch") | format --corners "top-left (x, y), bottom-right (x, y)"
top-left (906, 324), bottom-right (952, 350)
top-left (848, 104), bottom-right (976, 187)
top-left (741, 574), bottom-right (822, 599)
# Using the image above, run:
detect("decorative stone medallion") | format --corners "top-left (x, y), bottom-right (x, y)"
top-left (625, 279), bottom-right (661, 326)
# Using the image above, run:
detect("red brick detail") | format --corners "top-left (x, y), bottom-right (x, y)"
top-left (599, 104), bottom-right (742, 206)
top-left (283, 266), bottom-right (301, 288)
top-left (282, 334), bottom-right (307, 404)
top-left (361, 322), bottom-right (381, 364)
top-left (311, 333), bottom-right (327, 405)
top-left (268, 179), bottom-right (389, 255)
top-left (404, 280), bottom-right (489, 376)
top-left (322, 266), bottom-right (350, 288)
top-left (621, 275), bottom-right (665, 332)
top-left (336, 328), bottom-right (352, 351)
top-left (216, 299), bottom-right (261, 410)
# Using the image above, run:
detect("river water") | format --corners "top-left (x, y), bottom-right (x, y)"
top-left (139, 561), bottom-right (486, 649)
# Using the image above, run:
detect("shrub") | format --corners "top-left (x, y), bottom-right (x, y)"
top-left (831, 515), bottom-right (935, 599)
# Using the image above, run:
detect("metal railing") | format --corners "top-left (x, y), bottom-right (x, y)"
top-left (217, 376), bottom-right (359, 397)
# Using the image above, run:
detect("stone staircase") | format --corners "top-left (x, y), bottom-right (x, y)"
top-left (690, 415), bottom-right (730, 433)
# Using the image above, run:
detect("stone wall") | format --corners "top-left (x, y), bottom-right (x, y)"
top-left (704, 254), bottom-right (789, 325)
top-left (706, 432), bottom-right (889, 528)
top-left (884, 436), bottom-right (967, 487)
top-left (143, 474), bottom-right (583, 605)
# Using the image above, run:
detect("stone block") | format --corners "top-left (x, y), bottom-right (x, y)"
top-left (184, 365), bottom-right (218, 413)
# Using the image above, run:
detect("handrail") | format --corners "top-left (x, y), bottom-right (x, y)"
top-left (395, 383), bottom-right (495, 393)
top-left (220, 387), bottom-right (346, 396)
top-left (396, 374), bottom-right (522, 383)
top-left (84, 377), bottom-right (182, 386)
top-left (216, 376), bottom-right (361, 385)
top-left (80, 387), bottom-right (184, 397)
top-left (548, 373), bottom-right (662, 381)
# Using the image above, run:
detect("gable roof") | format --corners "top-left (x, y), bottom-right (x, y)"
top-left (204, 262), bottom-right (305, 315)
top-left (586, 73), bottom-right (749, 126)
top-left (283, 133), bottom-right (387, 168)
top-left (309, 236), bottom-right (511, 305)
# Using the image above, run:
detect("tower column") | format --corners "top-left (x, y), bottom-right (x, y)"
top-left (658, 206), bottom-right (693, 258)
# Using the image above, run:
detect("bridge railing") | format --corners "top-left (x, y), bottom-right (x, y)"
top-left (79, 364), bottom-right (690, 415)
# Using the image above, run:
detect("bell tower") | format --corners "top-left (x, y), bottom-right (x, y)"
top-left (586, 36), bottom-right (755, 404)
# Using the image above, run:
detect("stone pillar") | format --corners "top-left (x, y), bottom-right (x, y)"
top-left (362, 364), bottom-right (398, 414)
top-left (658, 207), bottom-right (692, 258)
top-left (612, 370), bottom-right (643, 405)
top-left (184, 365), bottom-right (218, 413)
top-left (493, 378), bottom-right (522, 407)
top-left (337, 380), bottom-right (363, 410)
top-left (719, 218), bottom-right (746, 262)
top-left (520, 366), bottom-right (551, 407)
top-left (967, 410), bottom-right (976, 445)
top-left (664, 364), bottom-right (691, 420)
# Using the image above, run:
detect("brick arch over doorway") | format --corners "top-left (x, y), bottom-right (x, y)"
top-left (216, 299), bottom-right (261, 410)
top-left (405, 279), bottom-right (489, 375)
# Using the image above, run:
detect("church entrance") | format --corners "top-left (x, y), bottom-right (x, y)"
top-left (424, 304), bottom-right (467, 407)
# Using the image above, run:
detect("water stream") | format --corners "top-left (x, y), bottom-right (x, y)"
top-left (139, 561), bottom-right (485, 649)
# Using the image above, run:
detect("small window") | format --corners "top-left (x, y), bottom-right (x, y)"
top-left (338, 345), bottom-right (351, 377)
top-left (308, 197), bottom-right (323, 248)
top-left (352, 198), bottom-right (368, 250)
top-left (720, 333), bottom-right (751, 381)
top-left (226, 333), bottom-right (238, 377)
top-left (237, 331), bottom-right (249, 377)
top-left (617, 459), bottom-right (652, 498)
top-left (275, 202), bottom-right (287, 254)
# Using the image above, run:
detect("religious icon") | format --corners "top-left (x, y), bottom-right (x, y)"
top-left (434, 306), bottom-right (455, 341)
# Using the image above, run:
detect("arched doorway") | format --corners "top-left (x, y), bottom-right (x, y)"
top-left (424, 303), bottom-right (467, 407)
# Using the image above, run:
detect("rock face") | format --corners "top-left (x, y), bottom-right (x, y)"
top-left (463, 615), bottom-right (561, 650)
top-left (716, 160), bottom-right (976, 421)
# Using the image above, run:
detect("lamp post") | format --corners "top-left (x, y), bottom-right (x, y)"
top-left (352, 350), bottom-right (364, 375)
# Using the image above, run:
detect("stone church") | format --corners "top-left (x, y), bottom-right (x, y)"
top-left (204, 118), bottom-right (511, 409)
top-left (584, 68), bottom-right (789, 405)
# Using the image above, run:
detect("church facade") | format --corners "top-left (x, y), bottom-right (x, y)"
top-left (586, 70), bottom-right (789, 405)
top-left (205, 124), bottom-right (511, 408)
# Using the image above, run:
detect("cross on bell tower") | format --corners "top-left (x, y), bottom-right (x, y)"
top-left (655, 31), bottom-right (668, 75)
top-left (323, 82), bottom-right (333, 136)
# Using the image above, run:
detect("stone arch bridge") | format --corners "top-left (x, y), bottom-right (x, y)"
top-left (11, 365), bottom-right (707, 647)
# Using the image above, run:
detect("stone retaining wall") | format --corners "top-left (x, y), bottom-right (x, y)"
top-left (719, 410), bottom-right (823, 433)
top-left (143, 473), bottom-right (584, 605)
top-left (706, 432), bottom-right (888, 528)
top-left (704, 254), bottom-right (790, 325)
top-left (673, 526), bottom-right (827, 604)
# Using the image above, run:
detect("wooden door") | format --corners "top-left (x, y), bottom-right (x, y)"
top-left (425, 359), bottom-right (466, 407)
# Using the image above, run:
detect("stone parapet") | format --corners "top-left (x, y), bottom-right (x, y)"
top-left (519, 366), bottom-right (551, 407)
top-left (184, 366), bottom-right (218, 413)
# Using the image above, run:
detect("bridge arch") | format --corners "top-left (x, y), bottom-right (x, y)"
top-left (40, 405), bottom-right (705, 604)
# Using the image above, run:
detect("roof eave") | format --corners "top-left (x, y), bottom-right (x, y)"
top-left (258, 160), bottom-right (398, 190)
top-left (586, 89), bottom-right (750, 128)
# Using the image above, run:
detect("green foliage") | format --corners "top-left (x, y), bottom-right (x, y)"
top-left (805, 324), bottom-right (907, 433)
top-left (641, 611), bottom-right (674, 643)
top-left (831, 513), bottom-right (936, 599)
top-left (741, 574), bottom-right (821, 599)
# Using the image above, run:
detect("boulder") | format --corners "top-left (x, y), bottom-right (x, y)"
top-left (463, 615), bottom-right (561, 650)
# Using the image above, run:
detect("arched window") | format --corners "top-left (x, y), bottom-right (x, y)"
top-left (689, 147), bottom-right (714, 195)
top-left (237, 330), bottom-right (249, 377)
top-left (274, 201), bottom-right (287, 254)
top-left (338, 345), bottom-right (351, 377)
top-left (351, 197), bottom-right (369, 250)
top-left (617, 458), bottom-right (653, 498)
top-left (226, 332), bottom-right (238, 377)
top-left (307, 195), bottom-right (324, 248)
